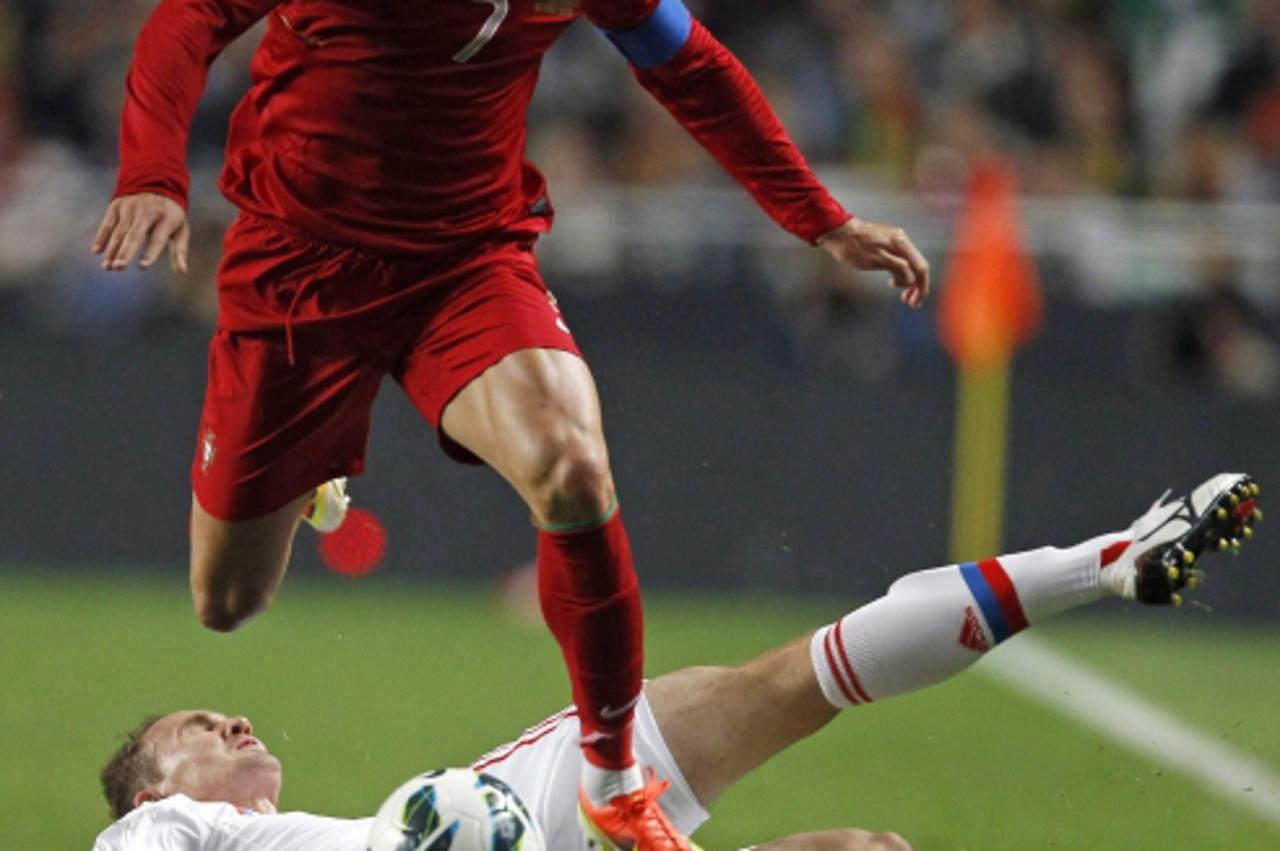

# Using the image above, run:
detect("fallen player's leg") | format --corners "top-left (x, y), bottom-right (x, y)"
top-left (645, 474), bottom-right (1260, 812)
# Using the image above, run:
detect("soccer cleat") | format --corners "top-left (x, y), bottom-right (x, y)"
top-left (1102, 473), bottom-right (1261, 605)
top-left (578, 768), bottom-right (703, 851)
top-left (301, 477), bottom-right (350, 533)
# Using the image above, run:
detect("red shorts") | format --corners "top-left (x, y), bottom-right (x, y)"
top-left (192, 214), bottom-right (581, 521)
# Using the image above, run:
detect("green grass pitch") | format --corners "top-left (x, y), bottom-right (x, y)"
top-left (2, 569), bottom-right (1277, 850)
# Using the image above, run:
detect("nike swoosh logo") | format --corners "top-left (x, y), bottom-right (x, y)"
top-left (599, 695), bottom-right (640, 721)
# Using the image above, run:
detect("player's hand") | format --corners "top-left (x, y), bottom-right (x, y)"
top-left (862, 831), bottom-right (912, 851)
top-left (93, 192), bottom-right (190, 274)
top-left (817, 218), bottom-right (930, 309)
top-left (842, 830), bottom-right (913, 851)
top-left (774, 829), bottom-right (913, 850)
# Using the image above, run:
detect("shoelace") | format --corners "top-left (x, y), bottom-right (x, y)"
top-left (620, 777), bottom-right (684, 847)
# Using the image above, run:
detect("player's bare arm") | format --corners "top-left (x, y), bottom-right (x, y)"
top-left (817, 219), bottom-right (931, 309)
top-left (93, 192), bottom-right (190, 274)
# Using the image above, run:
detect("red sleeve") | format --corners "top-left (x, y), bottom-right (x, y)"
top-left (584, 0), bottom-right (661, 31)
top-left (115, 0), bottom-right (280, 208)
top-left (631, 20), bottom-right (852, 245)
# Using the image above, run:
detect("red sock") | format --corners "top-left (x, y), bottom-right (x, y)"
top-left (537, 508), bottom-right (643, 771)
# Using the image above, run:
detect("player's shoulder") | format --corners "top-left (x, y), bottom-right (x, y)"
top-left (582, 0), bottom-right (662, 31)
top-left (92, 794), bottom-right (231, 850)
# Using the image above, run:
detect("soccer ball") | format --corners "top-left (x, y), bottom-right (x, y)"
top-left (366, 768), bottom-right (546, 851)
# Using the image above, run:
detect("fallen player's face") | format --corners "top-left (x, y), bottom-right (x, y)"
top-left (140, 710), bottom-right (282, 810)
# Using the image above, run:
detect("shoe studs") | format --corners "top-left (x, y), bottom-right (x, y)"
top-left (1194, 475), bottom-right (1259, 573)
top-left (1135, 476), bottom-right (1261, 607)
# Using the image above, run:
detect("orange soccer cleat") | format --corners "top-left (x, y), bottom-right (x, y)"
top-left (577, 768), bottom-right (703, 851)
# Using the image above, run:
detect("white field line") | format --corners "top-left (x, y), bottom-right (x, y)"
top-left (976, 634), bottom-right (1280, 827)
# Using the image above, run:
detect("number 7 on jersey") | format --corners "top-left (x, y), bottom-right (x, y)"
top-left (453, 0), bottom-right (509, 62)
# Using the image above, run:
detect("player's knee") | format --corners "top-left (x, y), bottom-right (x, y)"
top-left (196, 604), bottom-right (240, 633)
top-left (531, 433), bottom-right (614, 523)
top-left (191, 580), bottom-right (272, 633)
top-left (193, 594), bottom-right (255, 633)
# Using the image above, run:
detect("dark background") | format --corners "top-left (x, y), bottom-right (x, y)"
top-left (4, 283), bottom-right (1276, 616)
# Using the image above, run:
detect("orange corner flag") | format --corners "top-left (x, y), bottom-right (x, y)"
top-left (937, 160), bottom-right (1043, 368)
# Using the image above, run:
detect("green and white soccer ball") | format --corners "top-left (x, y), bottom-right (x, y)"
top-left (366, 768), bottom-right (546, 851)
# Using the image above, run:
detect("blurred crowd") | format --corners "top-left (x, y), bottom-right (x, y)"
top-left (539, 0), bottom-right (1280, 203)
top-left (1, 0), bottom-right (1278, 391)
top-left (5, 0), bottom-right (1279, 199)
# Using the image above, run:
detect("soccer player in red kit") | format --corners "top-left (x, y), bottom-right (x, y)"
top-left (92, 2), bottom-right (930, 848)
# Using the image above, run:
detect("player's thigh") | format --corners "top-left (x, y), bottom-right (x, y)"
top-left (644, 666), bottom-right (748, 806)
top-left (394, 244), bottom-right (607, 509)
top-left (441, 347), bottom-right (607, 480)
top-left (645, 639), bottom-right (836, 806)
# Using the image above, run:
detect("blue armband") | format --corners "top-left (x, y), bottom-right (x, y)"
top-left (599, 0), bottom-right (693, 70)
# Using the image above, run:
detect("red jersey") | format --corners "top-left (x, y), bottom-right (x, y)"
top-left (116, 0), bottom-right (850, 254)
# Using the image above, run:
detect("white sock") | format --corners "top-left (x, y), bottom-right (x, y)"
top-left (810, 531), bottom-right (1127, 707)
top-left (582, 760), bottom-right (644, 806)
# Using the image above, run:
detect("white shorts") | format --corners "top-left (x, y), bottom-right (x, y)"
top-left (470, 691), bottom-right (710, 848)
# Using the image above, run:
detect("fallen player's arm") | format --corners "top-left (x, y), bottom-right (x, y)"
top-left (588, 0), bottom-right (928, 307)
top-left (748, 828), bottom-right (914, 850)
top-left (95, 0), bottom-right (281, 271)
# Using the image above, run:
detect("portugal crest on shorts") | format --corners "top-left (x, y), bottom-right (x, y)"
top-left (545, 290), bottom-right (571, 334)
top-left (200, 428), bottom-right (217, 475)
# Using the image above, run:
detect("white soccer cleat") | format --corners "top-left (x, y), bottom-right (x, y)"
top-left (301, 477), bottom-right (350, 533)
top-left (1103, 473), bottom-right (1261, 605)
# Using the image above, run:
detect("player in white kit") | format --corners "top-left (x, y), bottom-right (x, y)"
top-left (94, 474), bottom-right (1261, 851)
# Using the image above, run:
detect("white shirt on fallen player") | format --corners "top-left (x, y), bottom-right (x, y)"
top-left (92, 795), bottom-right (370, 851)
top-left (93, 694), bottom-right (708, 851)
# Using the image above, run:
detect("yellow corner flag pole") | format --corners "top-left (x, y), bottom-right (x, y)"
top-left (937, 160), bottom-right (1043, 563)
top-left (949, 359), bottom-right (1012, 561)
